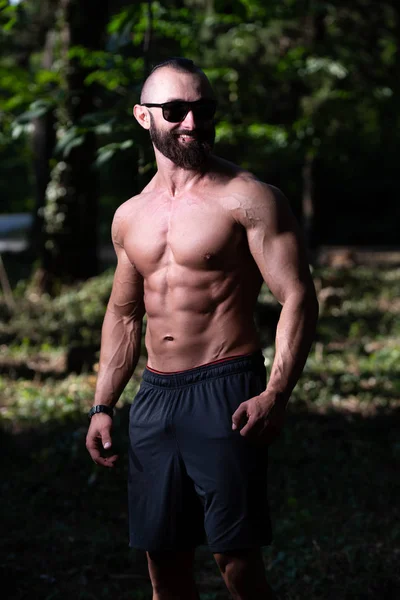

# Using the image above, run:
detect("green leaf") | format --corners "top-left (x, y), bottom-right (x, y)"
top-left (55, 128), bottom-right (85, 157)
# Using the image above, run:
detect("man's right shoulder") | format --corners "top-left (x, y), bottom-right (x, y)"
top-left (111, 191), bottom-right (147, 247)
top-left (113, 187), bottom-right (154, 225)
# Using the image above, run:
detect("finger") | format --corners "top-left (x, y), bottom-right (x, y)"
top-left (86, 437), bottom-right (102, 462)
top-left (239, 416), bottom-right (257, 437)
top-left (96, 453), bottom-right (119, 468)
top-left (101, 430), bottom-right (112, 450)
top-left (232, 402), bottom-right (248, 430)
top-left (87, 439), bottom-right (118, 467)
top-left (86, 433), bottom-right (117, 467)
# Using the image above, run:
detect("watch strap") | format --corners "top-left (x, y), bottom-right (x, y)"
top-left (88, 404), bottom-right (114, 420)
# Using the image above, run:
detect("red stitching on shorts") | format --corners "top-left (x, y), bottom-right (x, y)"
top-left (146, 352), bottom-right (254, 375)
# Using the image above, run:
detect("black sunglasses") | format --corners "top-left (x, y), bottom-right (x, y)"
top-left (141, 99), bottom-right (217, 123)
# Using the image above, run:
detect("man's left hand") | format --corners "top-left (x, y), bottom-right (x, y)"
top-left (231, 392), bottom-right (287, 445)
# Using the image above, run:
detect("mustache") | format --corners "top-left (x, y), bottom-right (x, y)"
top-left (173, 127), bottom-right (213, 135)
top-left (173, 130), bottom-right (199, 137)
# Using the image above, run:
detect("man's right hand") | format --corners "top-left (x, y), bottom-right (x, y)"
top-left (86, 414), bottom-right (119, 467)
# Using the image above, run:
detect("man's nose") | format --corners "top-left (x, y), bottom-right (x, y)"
top-left (180, 109), bottom-right (196, 128)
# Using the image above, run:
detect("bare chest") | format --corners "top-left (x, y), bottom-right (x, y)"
top-left (123, 200), bottom-right (243, 274)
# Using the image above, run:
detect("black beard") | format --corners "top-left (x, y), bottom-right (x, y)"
top-left (149, 116), bottom-right (215, 170)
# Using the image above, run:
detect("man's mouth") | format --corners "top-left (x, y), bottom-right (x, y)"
top-left (176, 133), bottom-right (197, 142)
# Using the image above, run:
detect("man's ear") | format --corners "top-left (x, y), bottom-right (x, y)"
top-left (133, 104), bottom-right (151, 130)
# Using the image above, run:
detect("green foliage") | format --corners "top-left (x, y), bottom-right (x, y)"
top-left (1, 0), bottom-right (400, 262)
top-left (0, 373), bottom-right (139, 424)
top-left (0, 269), bottom-right (114, 347)
top-left (0, 0), bottom-right (18, 33)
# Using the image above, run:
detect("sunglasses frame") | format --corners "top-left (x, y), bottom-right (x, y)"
top-left (141, 99), bottom-right (217, 123)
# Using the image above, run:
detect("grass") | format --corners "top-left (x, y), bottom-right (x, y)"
top-left (1, 263), bottom-right (400, 599)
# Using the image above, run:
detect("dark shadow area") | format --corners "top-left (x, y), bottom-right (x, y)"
top-left (2, 402), bottom-right (400, 599)
top-left (254, 300), bottom-right (280, 347)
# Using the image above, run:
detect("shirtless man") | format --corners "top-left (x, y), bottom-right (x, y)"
top-left (86, 57), bottom-right (319, 600)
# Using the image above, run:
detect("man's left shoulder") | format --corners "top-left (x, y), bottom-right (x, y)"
top-left (222, 171), bottom-right (289, 225)
top-left (234, 172), bottom-right (285, 203)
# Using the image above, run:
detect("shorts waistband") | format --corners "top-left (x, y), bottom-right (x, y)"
top-left (142, 350), bottom-right (265, 388)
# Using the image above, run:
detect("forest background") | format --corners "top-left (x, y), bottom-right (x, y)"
top-left (1, 1), bottom-right (399, 599)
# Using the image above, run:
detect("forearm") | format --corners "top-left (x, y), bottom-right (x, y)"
top-left (265, 288), bottom-right (319, 403)
top-left (93, 308), bottom-right (143, 408)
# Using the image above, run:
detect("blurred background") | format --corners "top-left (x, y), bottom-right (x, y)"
top-left (1, 1), bottom-right (399, 599)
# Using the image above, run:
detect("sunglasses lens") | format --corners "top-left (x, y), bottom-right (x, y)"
top-left (163, 101), bottom-right (216, 122)
top-left (163, 103), bottom-right (187, 122)
top-left (193, 102), bottom-right (216, 120)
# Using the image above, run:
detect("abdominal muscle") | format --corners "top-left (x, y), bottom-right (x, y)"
top-left (143, 263), bottom-right (261, 372)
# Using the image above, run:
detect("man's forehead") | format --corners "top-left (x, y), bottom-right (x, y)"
top-left (142, 68), bottom-right (213, 103)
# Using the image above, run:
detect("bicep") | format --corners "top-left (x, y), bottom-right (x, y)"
top-left (108, 246), bottom-right (145, 320)
top-left (244, 186), bottom-right (313, 304)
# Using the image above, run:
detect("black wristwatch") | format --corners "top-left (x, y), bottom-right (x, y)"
top-left (88, 405), bottom-right (114, 421)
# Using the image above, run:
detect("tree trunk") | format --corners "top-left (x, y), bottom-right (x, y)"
top-left (302, 151), bottom-right (314, 248)
top-left (36, 0), bottom-right (109, 293)
top-left (143, 0), bottom-right (153, 76)
top-left (31, 29), bottom-right (56, 259)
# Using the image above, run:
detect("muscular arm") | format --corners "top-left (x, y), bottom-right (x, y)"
top-left (86, 210), bottom-right (145, 466)
top-left (232, 181), bottom-right (319, 440)
top-left (94, 214), bottom-right (145, 407)
top-left (247, 184), bottom-right (318, 401)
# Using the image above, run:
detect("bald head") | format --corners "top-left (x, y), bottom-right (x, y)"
top-left (140, 57), bottom-right (214, 104)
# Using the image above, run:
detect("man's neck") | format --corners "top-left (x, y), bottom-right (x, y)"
top-left (154, 152), bottom-right (213, 196)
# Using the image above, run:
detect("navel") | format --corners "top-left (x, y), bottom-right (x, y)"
top-left (163, 335), bottom-right (174, 342)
